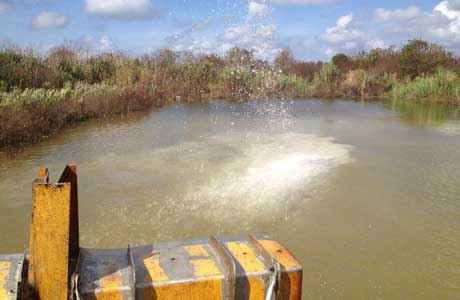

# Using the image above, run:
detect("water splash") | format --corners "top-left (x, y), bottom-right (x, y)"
top-left (191, 132), bottom-right (353, 208)
top-left (81, 131), bottom-right (353, 245)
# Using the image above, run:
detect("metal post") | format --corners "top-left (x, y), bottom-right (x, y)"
top-left (28, 165), bottom-right (79, 300)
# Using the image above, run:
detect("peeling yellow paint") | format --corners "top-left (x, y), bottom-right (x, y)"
top-left (185, 245), bottom-right (209, 257)
top-left (95, 270), bottom-right (123, 300)
top-left (260, 240), bottom-right (303, 300)
top-left (190, 259), bottom-right (221, 277)
top-left (29, 184), bottom-right (71, 300)
top-left (144, 279), bottom-right (222, 300)
top-left (226, 242), bottom-right (266, 300)
top-left (226, 242), bottom-right (265, 273)
top-left (259, 240), bottom-right (301, 268)
top-left (144, 253), bottom-right (169, 282)
top-left (0, 261), bottom-right (11, 300)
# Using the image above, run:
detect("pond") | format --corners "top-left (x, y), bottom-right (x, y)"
top-left (1, 99), bottom-right (459, 299)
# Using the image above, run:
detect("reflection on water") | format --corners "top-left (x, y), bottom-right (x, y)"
top-left (388, 99), bottom-right (460, 134)
top-left (0, 99), bottom-right (459, 299)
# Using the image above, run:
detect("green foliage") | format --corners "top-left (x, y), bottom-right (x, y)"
top-left (340, 69), bottom-right (394, 97)
top-left (331, 53), bottom-right (351, 71)
top-left (317, 63), bottom-right (339, 83)
top-left (277, 74), bottom-right (309, 97)
top-left (274, 49), bottom-right (295, 73)
top-left (217, 67), bottom-right (254, 98)
top-left (2, 38), bottom-right (460, 148)
top-left (0, 49), bottom-right (51, 90)
top-left (225, 47), bottom-right (256, 67)
top-left (400, 39), bottom-right (449, 79)
top-left (391, 68), bottom-right (460, 102)
top-left (85, 55), bottom-right (116, 84)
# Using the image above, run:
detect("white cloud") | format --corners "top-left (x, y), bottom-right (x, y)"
top-left (167, 0), bottom-right (282, 61)
top-left (84, 0), bottom-right (158, 20)
top-left (321, 14), bottom-right (364, 47)
top-left (31, 11), bottom-right (68, 30)
top-left (75, 35), bottom-right (114, 54)
top-left (320, 14), bottom-right (385, 56)
top-left (435, 1), bottom-right (460, 20)
top-left (248, 1), bottom-right (271, 20)
top-left (45, 35), bottom-right (115, 56)
top-left (374, 3), bottom-right (460, 52)
top-left (268, 0), bottom-right (339, 5)
top-left (0, 0), bottom-right (10, 15)
top-left (374, 6), bottom-right (422, 23)
top-left (320, 1), bottom-right (460, 57)
top-left (446, 0), bottom-right (460, 11)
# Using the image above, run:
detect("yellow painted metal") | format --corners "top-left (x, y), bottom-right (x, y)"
top-left (260, 240), bottom-right (303, 300)
top-left (28, 165), bottom-right (79, 300)
top-left (91, 270), bottom-right (124, 300)
top-left (190, 259), bottom-right (221, 277)
top-left (139, 245), bottom-right (225, 300)
top-left (29, 183), bottom-right (71, 300)
top-left (185, 245), bottom-right (209, 257)
top-left (143, 253), bottom-right (169, 282)
top-left (80, 238), bottom-right (303, 300)
top-left (145, 279), bottom-right (223, 300)
top-left (226, 242), bottom-right (267, 300)
top-left (16, 165), bottom-right (303, 300)
top-left (0, 261), bottom-right (11, 299)
top-left (226, 242), bottom-right (266, 273)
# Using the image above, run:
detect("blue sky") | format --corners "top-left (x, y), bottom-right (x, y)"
top-left (1, 0), bottom-right (459, 61)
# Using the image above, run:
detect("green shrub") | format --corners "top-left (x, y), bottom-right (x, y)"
top-left (217, 67), bottom-right (254, 98)
top-left (277, 74), bottom-right (308, 97)
top-left (400, 39), bottom-right (449, 79)
top-left (391, 68), bottom-right (460, 102)
top-left (85, 55), bottom-right (116, 84)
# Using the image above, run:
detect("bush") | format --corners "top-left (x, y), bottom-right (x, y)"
top-left (400, 39), bottom-right (450, 79)
top-left (217, 67), bottom-right (254, 98)
top-left (332, 53), bottom-right (352, 72)
top-left (391, 68), bottom-right (460, 102)
top-left (277, 74), bottom-right (309, 97)
top-left (340, 69), bottom-right (393, 98)
top-left (274, 49), bottom-right (295, 74)
top-left (85, 55), bottom-right (116, 84)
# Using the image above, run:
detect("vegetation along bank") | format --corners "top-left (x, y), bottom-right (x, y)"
top-left (1, 39), bottom-right (460, 148)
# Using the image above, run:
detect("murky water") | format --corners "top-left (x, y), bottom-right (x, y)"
top-left (1, 99), bottom-right (460, 299)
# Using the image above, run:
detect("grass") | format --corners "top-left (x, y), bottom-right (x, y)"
top-left (391, 68), bottom-right (460, 103)
top-left (1, 39), bottom-right (460, 148)
top-left (0, 84), bottom-right (163, 148)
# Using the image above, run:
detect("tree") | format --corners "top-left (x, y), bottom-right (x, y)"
top-left (331, 53), bottom-right (352, 72)
top-left (48, 46), bottom-right (84, 86)
top-left (400, 39), bottom-right (449, 79)
top-left (225, 47), bottom-right (255, 67)
top-left (274, 48), bottom-right (295, 73)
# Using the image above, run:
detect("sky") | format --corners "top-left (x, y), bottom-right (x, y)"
top-left (1, 0), bottom-right (460, 61)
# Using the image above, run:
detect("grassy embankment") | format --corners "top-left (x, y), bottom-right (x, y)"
top-left (1, 39), bottom-right (460, 148)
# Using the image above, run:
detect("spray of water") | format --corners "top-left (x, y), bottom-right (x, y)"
top-left (81, 130), bottom-right (353, 245)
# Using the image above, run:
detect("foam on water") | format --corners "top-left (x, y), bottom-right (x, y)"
top-left (81, 131), bottom-right (353, 244)
top-left (194, 132), bottom-right (353, 205)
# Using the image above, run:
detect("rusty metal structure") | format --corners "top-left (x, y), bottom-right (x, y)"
top-left (0, 165), bottom-right (303, 300)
